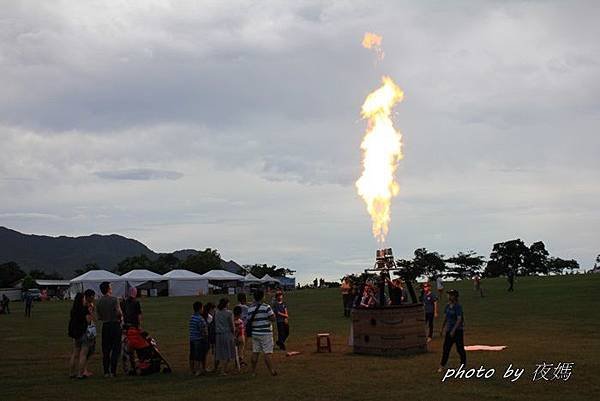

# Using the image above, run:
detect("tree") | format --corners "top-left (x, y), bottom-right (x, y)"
top-left (182, 248), bottom-right (221, 275)
top-left (115, 254), bottom-right (154, 274)
top-left (151, 254), bottom-right (181, 274)
top-left (0, 261), bottom-right (26, 287)
top-left (413, 248), bottom-right (446, 279)
top-left (523, 241), bottom-right (549, 276)
top-left (247, 264), bottom-right (295, 278)
top-left (29, 269), bottom-right (64, 280)
top-left (394, 258), bottom-right (422, 282)
top-left (74, 263), bottom-right (100, 276)
top-left (21, 275), bottom-right (36, 290)
top-left (446, 251), bottom-right (485, 280)
top-left (485, 239), bottom-right (529, 277)
top-left (548, 257), bottom-right (579, 275)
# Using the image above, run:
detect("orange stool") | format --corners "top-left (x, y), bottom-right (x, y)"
top-left (316, 333), bottom-right (332, 353)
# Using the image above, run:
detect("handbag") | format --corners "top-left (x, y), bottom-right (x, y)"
top-left (245, 304), bottom-right (261, 338)
top-left (86, 323), bottom-right (97, 339)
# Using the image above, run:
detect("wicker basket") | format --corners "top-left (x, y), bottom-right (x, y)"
top-left (352, 304), bottom-right (427, 356)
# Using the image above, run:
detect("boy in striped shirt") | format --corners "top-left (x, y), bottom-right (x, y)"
top-left (247, 289), bottom-right (277, 376)
top-left (189, 301), bottom-right (208, 375)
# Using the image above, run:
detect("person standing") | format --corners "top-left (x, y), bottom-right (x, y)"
top-left (507, 267), bottom-right (515, 292)
top-left (96, 281), bottom-right (122, 378)
top-left (272, 290), bottom-right (289, 351)
top-left (189, 301), bottom-right (208, 376)
top-left (214, 298), bottom-right (236, 375)
top-left (24, 291), bottom-right (33, 317)
top-left (68, 291), bottom-right (95, 379)
top-left (237, 293), bottom-right (249, 323)
top-left (473, 275), bottom-right (484, 297)
top-left (121, 287), bottom-right (142, 374)
top-left (341, 277), bottom-right (352, 317)
top-left (247, 289), bottom-right (277, 376)
top-left (2, 294), bottom-right (10, 314)
top-left (233, 306), bottom-right (246, 368)
top-left (438, 289), bottom-right (466, 372)
top-left (82, 289), bottom-right (97, 377)
top-left (436, 276), bottom-right (444, 298)
top-left (421, 282), bottom-right (438, 343)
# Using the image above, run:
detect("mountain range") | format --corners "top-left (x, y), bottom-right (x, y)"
top-left (0, 226), bottom-right (244, 278)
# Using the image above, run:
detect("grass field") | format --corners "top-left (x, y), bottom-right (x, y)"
top-left (1, 275), bottom-right (599, 401)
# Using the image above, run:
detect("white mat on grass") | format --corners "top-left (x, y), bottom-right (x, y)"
top-left (464, 345), bottom-right (507, 351)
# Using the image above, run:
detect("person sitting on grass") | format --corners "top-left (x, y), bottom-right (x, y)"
top-left (233, 305), bottom-right (246, 368)
top-left (247, 289), bottom-right (277, 376)
top-left (189, 301), bottom-right (209, 376)
top-left (438, 289), bottom-right (466, 373)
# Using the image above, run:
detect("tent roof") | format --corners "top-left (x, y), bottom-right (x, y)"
top-left (261, 274), bottom-right (280, 283)
top-left (162, 269), bottom-right (204, 280)
top-left (120, 269), bottom-right (164, 281)
top-left (200, 270), bottom-right (244, 281)
top-left (243, 273), bottom-right (262, 283)
top-left (35, 279), bottom-right (71, 286)
top-left (70, 270), bottom-right (123, 283)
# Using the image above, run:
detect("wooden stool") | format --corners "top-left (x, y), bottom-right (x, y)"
top-left (316, 333), bottom-right (332, 353)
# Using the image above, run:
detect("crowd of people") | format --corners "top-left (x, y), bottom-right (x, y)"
top-left (67, 283), bottom-right (289, 379)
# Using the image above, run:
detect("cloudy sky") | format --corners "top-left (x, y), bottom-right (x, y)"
top-left (1, 0), bottom-right (599, 282)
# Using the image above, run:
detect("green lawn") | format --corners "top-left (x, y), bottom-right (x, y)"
top-left (1, 275), bottom-right (599, 401)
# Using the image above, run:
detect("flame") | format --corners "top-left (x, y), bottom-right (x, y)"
top-left (362, 32), bottom-right (384, 59)
top-left (355, 75), bottom-right (404, 243)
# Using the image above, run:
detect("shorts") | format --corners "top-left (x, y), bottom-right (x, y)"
top-left (189, 340), bottom-right (208, 361)
top-left (251, 334), bottom-right (274, 354)
top-left (73, 334), bottom-right (92, 349)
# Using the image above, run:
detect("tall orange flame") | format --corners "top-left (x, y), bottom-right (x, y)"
top-left (355, 76), bottom-right (404, 243)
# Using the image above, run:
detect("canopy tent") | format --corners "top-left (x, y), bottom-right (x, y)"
top-left (120, 269), bottom-right (165, 287)
top-left (242, 273), bottom-right (263, 284)
top-left (261, 274), bottom-right (281, 284)
top-left (162, 269), bottom-right (208, 297)
top-left (70, 270), bottom-right (126, 298)
top-left (200, 270), bottom-right (245, 281)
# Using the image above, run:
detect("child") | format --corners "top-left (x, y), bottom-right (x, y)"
top-left (189, 301), bottom-right (209, 376)
top-left (233, 305), bottom-right (246, 370)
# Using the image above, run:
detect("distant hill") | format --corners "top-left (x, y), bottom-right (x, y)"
top-left (0, 227), bottom-right (245, 279)
top-left (0, 226), bottom-right (156, 278)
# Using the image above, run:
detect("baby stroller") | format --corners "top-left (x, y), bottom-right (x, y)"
top-left (124, 327), bottom-right (172, 375)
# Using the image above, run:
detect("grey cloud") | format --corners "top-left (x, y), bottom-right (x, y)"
top-left (94, 169), bottom-right (183, 181)
top-left (1, 1), bottom-right (599, 282)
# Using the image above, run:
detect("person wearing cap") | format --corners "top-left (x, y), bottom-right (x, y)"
top-left (438, 289), bottom-right (466, 372)
top-left (421, 282), bottom-right (438, 343)
top-left (272, 290), bottom-right (289, 350)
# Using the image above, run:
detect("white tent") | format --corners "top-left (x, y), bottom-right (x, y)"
top-left (121, 269), bottom-right (165, 287)
top-left (163, 269), bottom-right (208, 297)
top-left (261, 274), bottom-right (281, 284)
top-left (70, 270), bottom-right (126, 298)
top-left (200, 270), bottom-right (245, 281)
top-left (242, 273), bottom-right (263, 284)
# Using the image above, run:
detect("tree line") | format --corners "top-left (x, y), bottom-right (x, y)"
top-left (393, 239), bottom-right (582, 281)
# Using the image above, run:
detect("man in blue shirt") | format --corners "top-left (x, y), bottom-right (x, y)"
top-left (438, 289), bottom-right (466, 372)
